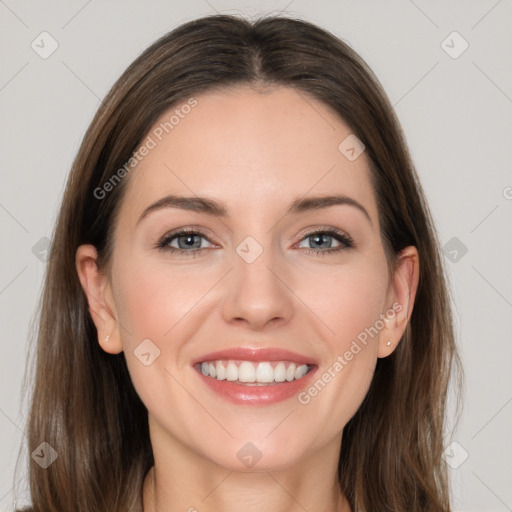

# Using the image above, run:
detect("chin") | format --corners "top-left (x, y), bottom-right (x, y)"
top-left (195, 434), bottom-right (311, 473)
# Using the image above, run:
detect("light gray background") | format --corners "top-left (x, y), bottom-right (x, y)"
top-left (1, 1), bottom-right (511, 510)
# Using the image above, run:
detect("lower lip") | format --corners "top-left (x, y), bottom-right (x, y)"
top-left (194, 365), bottom-right (318, 406)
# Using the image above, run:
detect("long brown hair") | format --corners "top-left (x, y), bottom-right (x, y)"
top-left (15, 13), bottom-right (463, 512)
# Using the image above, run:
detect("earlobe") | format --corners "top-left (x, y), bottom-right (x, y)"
top-left (75, 244), bottom-right (123, 355)
top-left (377, 246), bottom-right (420, 358)
top-left (377, 310), bottom-right (399, 358)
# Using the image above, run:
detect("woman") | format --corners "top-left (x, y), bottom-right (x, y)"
top-left (16, 13), bottom-right (462, 512)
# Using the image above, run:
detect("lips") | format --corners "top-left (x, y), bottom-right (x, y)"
top-left (191, 347), bottom-right (318, 406)
top-left (192, 347), bottom-right (317, 366)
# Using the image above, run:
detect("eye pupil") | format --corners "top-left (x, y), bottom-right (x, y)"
top-left (179, 234), bottom-right (201, 249)
top-left (311, 234), bottom-right (331, 248)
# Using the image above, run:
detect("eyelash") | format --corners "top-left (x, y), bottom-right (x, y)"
top-left (155, 227), bottom-right (354, 258)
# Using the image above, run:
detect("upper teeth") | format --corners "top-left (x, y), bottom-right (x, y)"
top-left (199, 360), bottom-right (310, 383)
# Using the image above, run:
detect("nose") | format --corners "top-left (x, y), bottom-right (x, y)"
top-left (221, 242), bottom-right (294, 331)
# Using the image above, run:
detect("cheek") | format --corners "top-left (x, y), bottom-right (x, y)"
top-left (111, 258), bottom-right (202, 428)
top-left (299, 348), bottom-right (376, 449)
top-left (290, 261), bottom-right (387, 433)
top-left (113, 256), bottom-right (208, 345)
top-left (295, 258), bottom-right (389, 348)
top-left (109, 256), bottom-right (195, 389)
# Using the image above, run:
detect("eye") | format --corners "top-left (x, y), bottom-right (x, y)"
top-left (297, 228), bottom-right (354, 256)
top-left (156, 229), bottom-right (215, 257)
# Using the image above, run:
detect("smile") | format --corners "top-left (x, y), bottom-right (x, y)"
top-left (191, 347), bottom-right (318, 405)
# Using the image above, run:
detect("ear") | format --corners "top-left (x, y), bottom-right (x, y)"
top-left (377, 246), bottom-right (420, 358)
top-left (75, 244), bottom-right (123, 354)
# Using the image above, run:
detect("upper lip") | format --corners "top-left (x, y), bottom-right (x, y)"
top-left (192, 347), bottom-right (318, 366)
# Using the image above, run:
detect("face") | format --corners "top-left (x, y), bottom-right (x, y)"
top-left (78, 85), bottom-right (414, 472)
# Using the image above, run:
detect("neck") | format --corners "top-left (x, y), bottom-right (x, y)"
top-left (143, 467), bottom-right (350, 512)
top-left (142, 419), bottom-right (351, 512)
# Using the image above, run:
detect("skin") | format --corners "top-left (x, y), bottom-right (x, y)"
top-left (76, 85), bottom-right (419, 512)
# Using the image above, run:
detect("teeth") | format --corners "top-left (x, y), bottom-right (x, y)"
top-left (226, 361), bottom-right (238, 381)
top-left (286, 363), bottom-right (296, 382)
top-left (216, 361), bottom-right (226, 380)
top-left (256, 362), bottom-right (274, 383)
top-left (238, 361), bottom-right (256, 382)
top-left (274, 362), bottom-right (286, 382)
top-left (295, 364), bottom-right (308, 379)
top-left (198, 360), bottom-right (311, 384)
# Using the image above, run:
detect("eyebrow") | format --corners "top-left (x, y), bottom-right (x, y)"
top-left (137, 193), bottom-right (372, 226)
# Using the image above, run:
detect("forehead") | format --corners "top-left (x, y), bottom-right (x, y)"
top-left (118, 85), bottom-right (377, 225)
